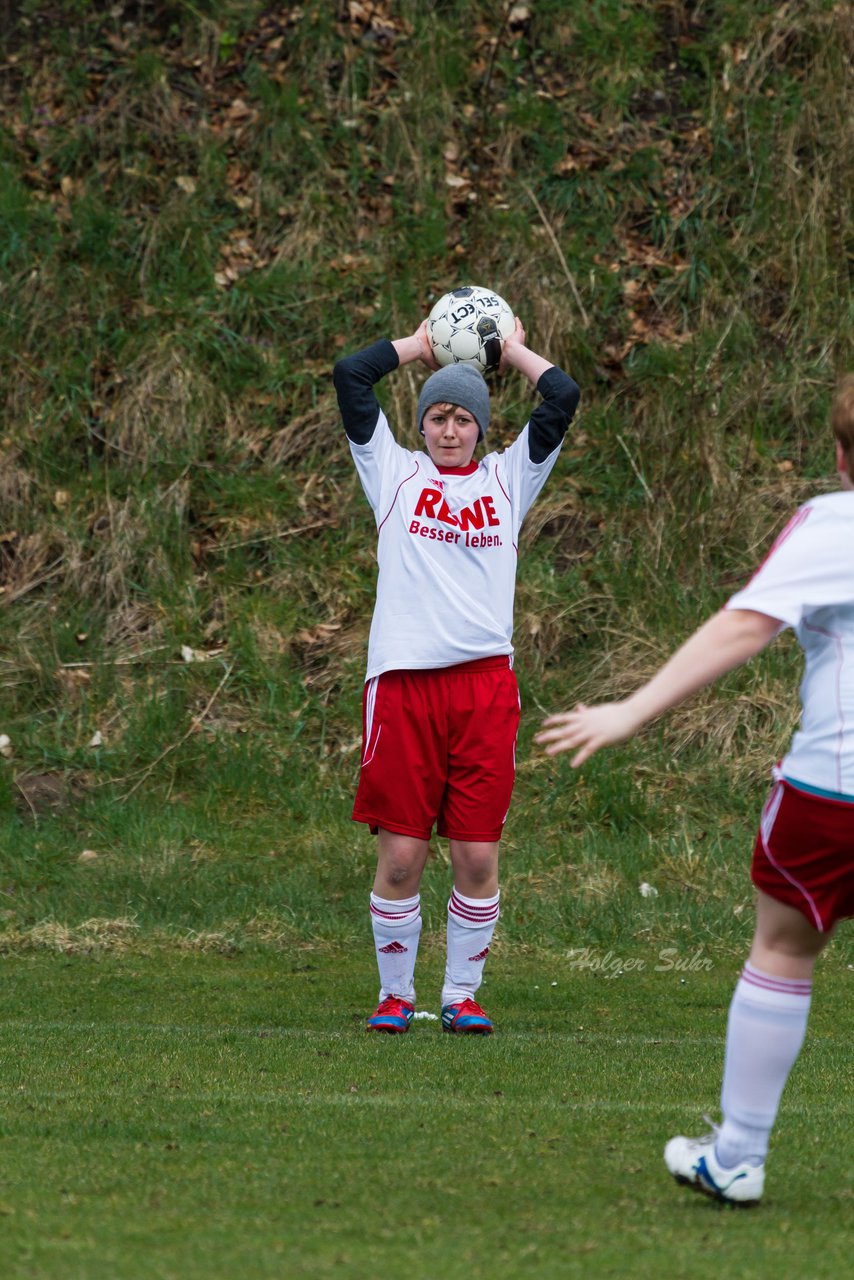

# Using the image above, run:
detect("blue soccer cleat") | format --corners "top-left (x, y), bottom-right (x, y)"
top-left (441, 997), bottom-right (494, 1035)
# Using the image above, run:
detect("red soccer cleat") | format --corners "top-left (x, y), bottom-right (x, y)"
top-left (366, 995), bottom-right (415, 1033)
top-left (441, 997), bottom-right (494, 1034)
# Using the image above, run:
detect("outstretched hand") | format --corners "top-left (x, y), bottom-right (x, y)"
top-left (534, 701), bottom-right (641, 767)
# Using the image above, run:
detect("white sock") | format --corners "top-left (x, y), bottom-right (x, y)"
top-left (717, 962), bottom-right (812, 1167)
top-left (370, 892), bottom-right (421, 1004)
top-left (442, 887), bottom-right (500, 1007)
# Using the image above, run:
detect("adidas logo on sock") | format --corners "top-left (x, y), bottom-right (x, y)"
top-left (378, 941), bottom-right (408, 954)
top-left (467, 946), bottom-right (490, 963)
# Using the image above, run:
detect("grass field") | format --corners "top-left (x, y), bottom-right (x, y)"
top-left (0, 949), bottom-right (851, 1280)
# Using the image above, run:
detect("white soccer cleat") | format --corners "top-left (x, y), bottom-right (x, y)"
top-left (664, 1129), bottom-right (765, 1206)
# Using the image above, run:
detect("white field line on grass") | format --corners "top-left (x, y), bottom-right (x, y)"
top-left (0, 1020), bottom-right (726, 1045)
top-left (0, 1086), bottom-right (841, 1115)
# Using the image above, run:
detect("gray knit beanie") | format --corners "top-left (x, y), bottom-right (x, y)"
top-left (417, 364), bottom-right (491, 440)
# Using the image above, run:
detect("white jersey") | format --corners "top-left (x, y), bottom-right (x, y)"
top-left (350, 411), bottom-right (561, 679)
top-left (726, 491), bottom-right (854, 794)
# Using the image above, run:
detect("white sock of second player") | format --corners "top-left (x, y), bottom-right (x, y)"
top-left (718, 962), bottom-right (812, 1166)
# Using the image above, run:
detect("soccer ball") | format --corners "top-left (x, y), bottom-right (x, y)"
top-left (427, 286), bottom-right (515, 374)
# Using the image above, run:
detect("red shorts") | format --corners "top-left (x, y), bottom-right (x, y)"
top-left (353, 657), bottom-right (521, 842)
top-left (752, 777), bottom-right (854, 932)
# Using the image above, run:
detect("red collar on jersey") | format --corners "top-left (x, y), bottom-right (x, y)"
top-left (435, 461), bottom-right (478, 475)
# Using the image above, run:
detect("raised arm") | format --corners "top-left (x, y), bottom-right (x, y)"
top-left (332, 322), bottom-right (439, 445)
top-left (391, 321), bottom-right (439, 371)
top-left (535, 607), bottom-right (782, 767)
top-left (332, 339), bottom-right (400, 445)
top-left (501, 318), bottom-right (580, 463)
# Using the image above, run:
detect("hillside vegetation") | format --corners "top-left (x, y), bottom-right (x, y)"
top-left (1, 0), bottom-right (852, 952)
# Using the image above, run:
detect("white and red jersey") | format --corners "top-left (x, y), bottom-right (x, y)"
top-left (726, 491), bottom-right (854, 794)
top-left (351, 412), bottom-right (561, 678)
top-left (334, 339), bottom-right (579, 681)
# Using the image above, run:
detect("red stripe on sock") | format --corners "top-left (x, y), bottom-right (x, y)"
top-left (741, 966), bottom-right (812, 996)
top-left (449, 893), bottom-right (499, 923)
top-left (371, 904), bottom-right (418, 921)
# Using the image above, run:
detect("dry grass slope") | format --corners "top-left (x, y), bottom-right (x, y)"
top-left (0, 0), bottom-right (852, 944)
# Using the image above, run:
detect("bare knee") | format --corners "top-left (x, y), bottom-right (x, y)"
top-left (387, 860), bottom-right (416, 888)
top-left (374, 830), bottom-right (430, 897)
top-left (449, 840), bottom-right (499, 896)
top-left (459, 857), bottom-right (495, 890)
top-left (750, 891), bottom-right (832, 977)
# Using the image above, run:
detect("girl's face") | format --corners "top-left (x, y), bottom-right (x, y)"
top-left (421, 403), bottom-right (480, 468)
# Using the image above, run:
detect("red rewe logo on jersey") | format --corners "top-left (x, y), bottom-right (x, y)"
top-left (413, 487), bottom-right (500, 532)
top-left (378, 941), bottom-right (408, 954)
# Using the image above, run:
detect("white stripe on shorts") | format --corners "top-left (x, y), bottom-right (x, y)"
top-left (362, 676), bottom-right (382, 768)
top-left (759, 780), bottom-right (824, 930)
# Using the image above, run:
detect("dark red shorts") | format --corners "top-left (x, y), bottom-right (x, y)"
top-left (752, 777), bottom-right (854, 932)
top-left (353, 657), bottom-right (521, 842)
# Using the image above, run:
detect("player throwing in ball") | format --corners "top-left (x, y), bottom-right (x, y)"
top-left (333, 315), bottom-right (580, 1035)
top-left (536, 376), bottom-right (854, 1203)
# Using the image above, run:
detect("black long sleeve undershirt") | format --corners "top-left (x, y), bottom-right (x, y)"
top-left (333, 340), bottom-right (400, 445)
top-left (333, 340), bottom-right (580, 463)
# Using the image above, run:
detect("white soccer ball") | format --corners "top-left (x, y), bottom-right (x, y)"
top-left (427, 286), bottom-right (515, 374)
